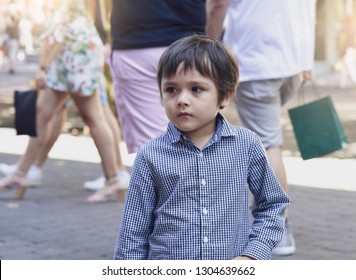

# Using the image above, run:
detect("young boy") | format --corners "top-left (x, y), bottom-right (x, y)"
top-left (114, 35), bottom-right (290, 260)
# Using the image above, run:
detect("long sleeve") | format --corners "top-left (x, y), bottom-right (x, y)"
top-left (114, 149), bottom-right (156, 260)
top-left (243, 135), bottom-right (290, 259)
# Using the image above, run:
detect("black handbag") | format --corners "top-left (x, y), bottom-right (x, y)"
top-left (14, 89), bottom-right (37, 136)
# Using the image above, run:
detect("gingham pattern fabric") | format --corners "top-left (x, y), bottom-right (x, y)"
top-left (114, 114), bottom-right (290, 260)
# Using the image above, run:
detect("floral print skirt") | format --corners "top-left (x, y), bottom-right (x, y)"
top-left (45, 16), bottom-right (105, 96)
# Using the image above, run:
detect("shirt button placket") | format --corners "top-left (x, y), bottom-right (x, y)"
top-left (201, 178), bottom-right (209, 256)
top-left (198, 151), bottom-right (209, 258)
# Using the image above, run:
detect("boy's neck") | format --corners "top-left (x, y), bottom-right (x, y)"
top-left (182, 117), bottom-right (219, 150)
top-left (190, 135), bottom-right (212, 150)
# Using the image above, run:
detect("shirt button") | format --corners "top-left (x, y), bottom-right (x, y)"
top-left (203, 236), bottom-right (209, 243)
top-left (203, 208), bottom-right (208, 215)
top-left (201, 179), bottom-right (206, 186)
top-left (199, 152), bottom-right (203, 158)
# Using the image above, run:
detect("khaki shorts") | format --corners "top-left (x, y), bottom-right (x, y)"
top-left (235, 75), bottom-right (300, 148)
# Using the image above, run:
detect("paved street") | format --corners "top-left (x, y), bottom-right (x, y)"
top-left (0, 58), bottom-right (356, 260)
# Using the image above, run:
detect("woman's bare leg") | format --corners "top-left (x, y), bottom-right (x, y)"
top-left (16, 89), bottom-right (68, 174)
top-left (71, 93), bottom-right (118, 179)
top-left (102, 104), bottom-right (124, 170)
top-left (72, 93), bottom-right (130, 203)
top-left (33, 103), bottom-right (69, 168)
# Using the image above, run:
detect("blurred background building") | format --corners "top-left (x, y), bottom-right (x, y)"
top-left (1, 0), bottom-right (356, 73)
top-left (317, 0), bottom-right (356, 67)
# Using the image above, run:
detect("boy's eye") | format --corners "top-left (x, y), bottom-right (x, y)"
top-left (192, 86), bottom-right (202, 93)
top-left (165, 87), bottom-right (176, 94)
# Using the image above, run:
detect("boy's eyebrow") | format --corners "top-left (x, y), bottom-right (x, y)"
top-left (161, 80), bottom-right (213, 91)
top-left (187, 80), bottom-right (211, 87)
top-left (162, 74), bottom-right (212, 82)
top-left (161, 79), bottom-right (176, 85)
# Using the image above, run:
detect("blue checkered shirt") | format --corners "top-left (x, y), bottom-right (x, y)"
top-left (114, 114), bottom-right (290, 260)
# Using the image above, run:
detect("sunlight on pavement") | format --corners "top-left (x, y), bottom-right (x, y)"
top-left (1, 127), bottom-right (355, 192)
top-left (284, 157), bottom-right (356, 192)
top-left (0, 128), bottom-right (136, 167)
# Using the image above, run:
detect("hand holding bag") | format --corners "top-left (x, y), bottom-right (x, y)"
top-left (288, 85), bottom-right (348, 160)
top-left (14, 41), bottom-right (54, 137)
top-left (14, 88), bottom-right (37, 137)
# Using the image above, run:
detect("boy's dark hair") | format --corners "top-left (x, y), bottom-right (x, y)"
top-left (157, 35), bottom-right (239, 103)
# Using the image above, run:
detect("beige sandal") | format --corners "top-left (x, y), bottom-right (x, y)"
top-left (0, 171), bottom-right (29, 199)
top-left (87, 171), bottom-right (130, 203)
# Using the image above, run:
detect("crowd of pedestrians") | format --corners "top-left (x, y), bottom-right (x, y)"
top-left (0, 0), bottom-right (318, 260)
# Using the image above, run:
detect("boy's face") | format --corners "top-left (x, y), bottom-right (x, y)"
top-left (161, 63), bottom-right (231, 142)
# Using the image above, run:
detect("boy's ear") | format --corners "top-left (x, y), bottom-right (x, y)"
top-left (219, 92), bottom-right (234, 109)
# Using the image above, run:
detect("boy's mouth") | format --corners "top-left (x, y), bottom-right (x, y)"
top-left (178, 112), bottom-right (192, 117)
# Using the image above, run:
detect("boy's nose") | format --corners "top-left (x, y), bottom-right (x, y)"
top-left (176, 91), bottom-right (189, 105)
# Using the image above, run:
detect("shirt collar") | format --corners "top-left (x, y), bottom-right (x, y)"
top-left (166, 113), bottom-right (236, 145)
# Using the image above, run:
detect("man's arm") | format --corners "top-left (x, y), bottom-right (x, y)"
top-left (205, 0), bottom-right (231, 39)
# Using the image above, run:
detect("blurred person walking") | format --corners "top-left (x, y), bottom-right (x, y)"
top-left (337, 16), bottom-right (356, 88)
top-left (206, 0), bottom-right (316, 256)
top-left (4, 13), bottom-right (20, 73)
top-left (110, 0), bottom-right (212, 154)
top-left (0, 0), bottom-right (129, 203)
top-left (19, 15), bottom-right (34, 55)
top-left (83, 0), bottom-right (125, 191)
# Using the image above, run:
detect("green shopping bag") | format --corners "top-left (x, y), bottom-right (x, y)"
top-left (288, 96), bottom-right (348, 160)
